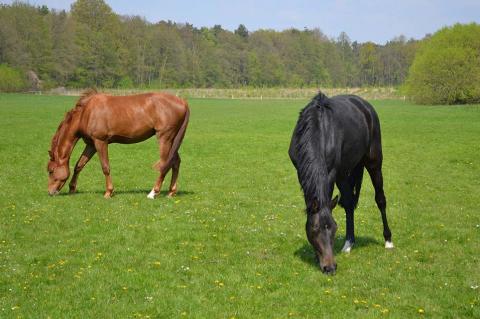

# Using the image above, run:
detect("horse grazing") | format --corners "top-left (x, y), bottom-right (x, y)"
top-left (289, 92), bottom-right (393, 275)
top-left (47, 89), bottom-right (190, 199)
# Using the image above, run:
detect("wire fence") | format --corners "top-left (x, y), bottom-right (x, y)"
top-left (41, 87), bottom-right (402, 100)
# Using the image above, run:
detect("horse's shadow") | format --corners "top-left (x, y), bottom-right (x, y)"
top-left (59, 189), bottom-right (195, 197)
top-left (294, 236), bottom-right (380, 268)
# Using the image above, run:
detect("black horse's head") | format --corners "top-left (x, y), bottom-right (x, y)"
top-left (306, 196), bottom-right (338, 274)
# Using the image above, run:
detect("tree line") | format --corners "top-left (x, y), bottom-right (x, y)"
top-left (0, 0), bottom-right (421, 91)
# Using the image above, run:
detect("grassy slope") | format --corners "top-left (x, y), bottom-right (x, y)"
top-left (0, 94), bottom-right (478, 318)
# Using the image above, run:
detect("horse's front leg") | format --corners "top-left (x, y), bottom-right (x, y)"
top-left (93, 140), bottom-right (114, 198)
top-left (336, 179), bottom-right (356, 253)
top-left (69, 143), bottom-right (97, 194)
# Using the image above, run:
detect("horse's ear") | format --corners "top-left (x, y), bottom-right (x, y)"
top-left (330, 195), bottom-right (339, 210)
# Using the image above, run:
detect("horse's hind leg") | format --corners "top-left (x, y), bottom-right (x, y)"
top-left (69, 143), bottom-right (96, 194)
top-left (147, 133), bottom-right (173, 199)
top-left (365, 159), bottom-right (393, 249)
top-left (167, 153), bottom-right (180, 197)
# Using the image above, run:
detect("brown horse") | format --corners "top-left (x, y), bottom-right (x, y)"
top-left (47, 89), bottom-right (190, 199)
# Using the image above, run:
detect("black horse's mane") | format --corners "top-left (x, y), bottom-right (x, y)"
top-left (292, 92), bottom-right (333, 214)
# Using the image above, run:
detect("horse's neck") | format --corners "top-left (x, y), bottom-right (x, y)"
top-left (55, 119), bottom-right (79, 164)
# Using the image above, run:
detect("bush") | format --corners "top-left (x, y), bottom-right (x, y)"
top-left (404, 23), bottom-right (480, 104)
top-left (116, 76), bottom-right (134, 89)
top-left (0, 64), bottom-right (27, 92)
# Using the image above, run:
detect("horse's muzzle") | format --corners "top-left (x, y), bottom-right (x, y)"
top-left (322, 264), bottom-right (337, 275)
top-left (48, 190), bottom-right (59, 196)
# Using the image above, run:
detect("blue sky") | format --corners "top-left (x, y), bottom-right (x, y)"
top-left (4, 0), bottom-right (480, 43)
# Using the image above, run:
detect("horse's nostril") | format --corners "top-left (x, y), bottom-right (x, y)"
top-left (322, 265), bottom-right (336, 275)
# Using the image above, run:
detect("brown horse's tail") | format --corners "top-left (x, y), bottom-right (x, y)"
top-left (154, 103), bottom-right (190, 171)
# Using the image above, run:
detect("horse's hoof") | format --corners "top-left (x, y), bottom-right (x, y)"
top-left (385, 241), bottom-right (394, 249)
top-left (147, 189), bottom-right (157, 199)
top-left (167, 192), bottom-right (176, 198)
top-left (69, 187), bottom-right (77, 194)
top-left (341, 240), bottom-right (354, 253)
top-left (104, 191), bottom-right (114, 199)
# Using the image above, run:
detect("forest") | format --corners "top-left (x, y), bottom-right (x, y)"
top-left (0, 0), bottom-right (420, 90)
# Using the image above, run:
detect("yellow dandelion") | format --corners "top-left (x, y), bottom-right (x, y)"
top-left (374, 304), bottom-right (381, 308)
top-left (418, 308), bottom-right (425, 314)
top-left (381, 308), bottom-right (389, 314)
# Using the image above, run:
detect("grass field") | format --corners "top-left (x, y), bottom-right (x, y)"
top-left (0, 94), bottom-right (479, 318)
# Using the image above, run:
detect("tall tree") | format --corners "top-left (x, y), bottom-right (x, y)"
top-left (70, 0), bottom-right (123, 87)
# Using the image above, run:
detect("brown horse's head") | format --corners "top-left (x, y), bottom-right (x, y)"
top-left (306, 196), bottom-right (338, 275)
top-left (47, 151), bottom-right (70, 195)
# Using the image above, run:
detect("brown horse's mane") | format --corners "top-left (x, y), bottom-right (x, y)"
top-left (48, 88), bottom-right (98, 161)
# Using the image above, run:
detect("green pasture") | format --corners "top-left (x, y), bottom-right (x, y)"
top-left (0, 94), bottom-right (479, 318)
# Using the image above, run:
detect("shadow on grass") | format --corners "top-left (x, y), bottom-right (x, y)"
top-left (59, 189), bottom-right (195, 197)
top-left (294, 236), bottom-right (380, 268)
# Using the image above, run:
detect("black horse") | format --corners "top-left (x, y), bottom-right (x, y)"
top-left (289, 92), bottom-right (393, 275)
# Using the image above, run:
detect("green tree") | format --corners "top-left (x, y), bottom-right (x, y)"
top-left (235, 24), bottom-right (249, 39)
top-left (0, 64), bottom-right (27, 92)
top-left (405, 23), bottom-right (480, 104)
top-left (48, 9), bottom-right (77, 85)
top-left (70, 0), bottom-right (123, 87)
top-left (359, 42), bottom-right (379, 86)
top-left (0, 2), bottom-right (53, 83)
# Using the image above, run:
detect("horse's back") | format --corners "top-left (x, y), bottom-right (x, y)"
top-left (79, 92), bottom-right (188, 142)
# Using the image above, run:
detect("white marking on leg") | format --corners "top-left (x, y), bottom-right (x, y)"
top-left (385, 241), bottom-right (394, 249)
top-left (147, 189), bottom-right (157, 199)
top-left (342, 240), bottom-right (353, 253)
